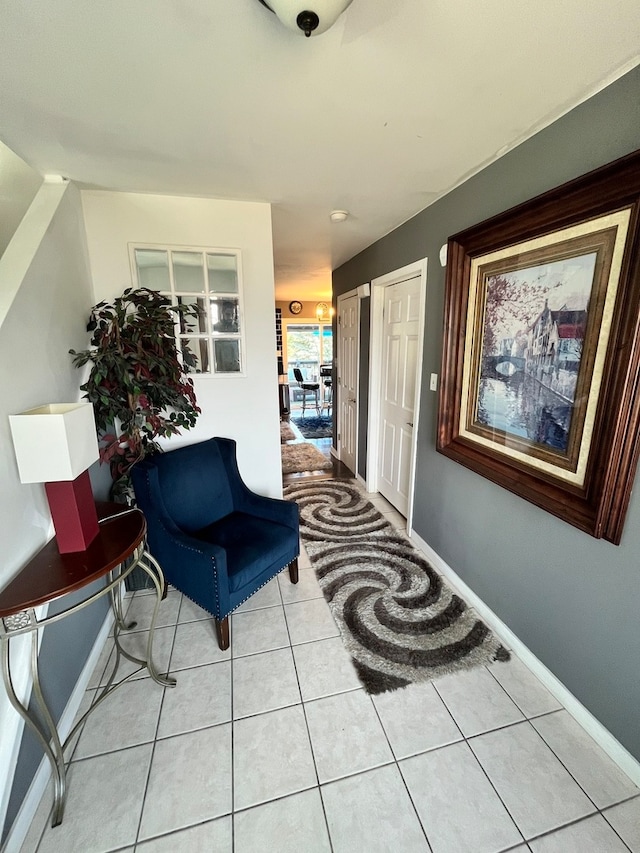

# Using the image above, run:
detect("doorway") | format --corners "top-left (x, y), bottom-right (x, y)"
top-left (367, 258), bottom-right (427, 530)
top-left (286, 323), bottom-right (333, 424)
top-left (336, 291), bottom-right (359, 475)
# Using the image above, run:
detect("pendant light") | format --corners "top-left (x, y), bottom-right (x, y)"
top-left (257, 0), bottom-right (353, 37)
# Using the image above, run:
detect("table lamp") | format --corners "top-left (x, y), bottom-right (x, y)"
top-left (9, 402), bottom-right (100, 553)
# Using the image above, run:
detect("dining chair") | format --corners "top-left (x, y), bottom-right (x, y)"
top-left (293, 367), bottom-right (320, 416)
top-left (319, 364), bottom-right (333, 416)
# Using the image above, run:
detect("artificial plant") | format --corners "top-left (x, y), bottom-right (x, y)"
top-left (70, 286), bottom-right (201, 497)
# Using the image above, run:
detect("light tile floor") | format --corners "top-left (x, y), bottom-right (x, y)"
top-left (19, 494), bottom-right (640, 853)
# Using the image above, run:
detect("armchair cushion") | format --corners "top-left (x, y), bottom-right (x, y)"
top-left (195, 512), bottom-right (295, 593)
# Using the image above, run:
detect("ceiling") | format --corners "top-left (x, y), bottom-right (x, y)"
top-left (0, 1), bottom-right (638, 302)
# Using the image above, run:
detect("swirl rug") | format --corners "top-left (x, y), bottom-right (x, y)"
top-left (283, 480), bottom-right (509, 694)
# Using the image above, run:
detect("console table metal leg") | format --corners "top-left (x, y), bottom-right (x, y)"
top-left (109, 571), bottom-right (136, 632)
top-left (1, 633), bottom-right (67, 826)
top-left (111, 551), bottom-right (176, 689)
top-left (136, 551), bottom-right (177, 688)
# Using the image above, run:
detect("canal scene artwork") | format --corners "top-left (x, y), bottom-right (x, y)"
top-left (474, 251), bottom-right (595, 457)
top-left (439, 156), bottom-right (640, 542)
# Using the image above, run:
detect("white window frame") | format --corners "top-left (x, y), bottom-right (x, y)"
top-left (128, 242), bottom-right (246, 377)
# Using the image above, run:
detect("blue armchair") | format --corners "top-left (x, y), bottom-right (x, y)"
top-left (130, 437), bottom-right (299, 650)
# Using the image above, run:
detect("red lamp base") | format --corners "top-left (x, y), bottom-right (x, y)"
top-left (45, 471), bottom-right (99, 553)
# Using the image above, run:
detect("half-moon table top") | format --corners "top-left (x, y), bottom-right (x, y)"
top-left (0, 503), bottom-right (146, 619)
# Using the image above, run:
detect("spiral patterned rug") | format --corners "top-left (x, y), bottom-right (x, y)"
top-left (283, 480), bottom-right (509, 694)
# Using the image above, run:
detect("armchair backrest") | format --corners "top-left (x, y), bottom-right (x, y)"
top-left (131, 438), bottom-right (234, 533)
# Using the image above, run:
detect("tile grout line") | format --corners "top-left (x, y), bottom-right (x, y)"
top-left (483, 665), bottom-right (640, 825)
top-left (367, 690), bottom-right (435, 851)
top-left (132, 591), bottom-right (181, 850)
top-left (600, 796), bottom-right (639, 853)
top-left (463, 727), bottom-right (529, 847)
top-left (524, 807), bottom-right (635, 851)
top-left (282, 549), bottom-right (336, 853)
top-left (466, 718), bottom-right (603, 846)
top-left (533, 723), bottom-right (640, 812)
top-left (431, 674), bottom-right (530, 847)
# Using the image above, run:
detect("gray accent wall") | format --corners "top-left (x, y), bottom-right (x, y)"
top-left (333, 65), bottom-right (640, 761)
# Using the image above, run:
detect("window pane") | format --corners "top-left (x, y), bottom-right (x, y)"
top-left (135, 249), bottom-right (170, 291)
top-left (287, 324), bottom-right (320, 382)
top-left (207, 253), bottom-right (238, 293)
top-left (173, 251), bottom-right (205, 293)
top-left (176, 295), bottom-right (208, 335)
top-left (181, 338), bottom-right (210, 374)
top-left (211, 297), bottom-right (240, 333)
top-left (214, 339), bottom-right (241, 373)
top-left (322, 327), bottom-right (333, 363)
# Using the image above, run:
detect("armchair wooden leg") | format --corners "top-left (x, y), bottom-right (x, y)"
top-left (215, 616), bottom-right (230, 651)
top-left (289, 557), bottom-right (299, 584)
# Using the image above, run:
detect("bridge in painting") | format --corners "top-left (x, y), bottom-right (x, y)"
top-left (482, 354), bottom-right (526, 378)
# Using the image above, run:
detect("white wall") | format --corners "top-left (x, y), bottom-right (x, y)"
top-left (0, 182), bottom-right (96, 833)
top-left (0, 181), bottom-right (95, 586)
top-left (0, 142), bottom-right (42, 260)
top-left (80, 191), bottom-right (282, 497)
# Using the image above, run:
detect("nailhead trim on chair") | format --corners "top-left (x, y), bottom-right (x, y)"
top-left (172, 559), bottom-right (298, 620)
top-left (228, 560), bottom-right (295, 614)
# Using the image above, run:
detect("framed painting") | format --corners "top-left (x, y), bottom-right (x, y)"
top-left (437, 150), bottom-right (640, 544)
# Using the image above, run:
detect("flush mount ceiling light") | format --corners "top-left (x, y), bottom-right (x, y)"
top-left (257, 0), bottom-right (353, 37)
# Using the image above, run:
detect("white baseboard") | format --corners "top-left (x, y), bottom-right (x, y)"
top-left (2, 609), bottom-right (114, 853)
top-left (356, 473), bottom-right (367, 489)
top-left (410, 529), bottom-right (640, 787)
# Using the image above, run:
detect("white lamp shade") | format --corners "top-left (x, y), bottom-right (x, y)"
top-left (9, 403), bottom-right (100, 484)
top-left (266, 0), bottom-right (353, 35)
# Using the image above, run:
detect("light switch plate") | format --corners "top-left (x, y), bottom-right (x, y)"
top-left (430, 373), bottom-right (438, 391)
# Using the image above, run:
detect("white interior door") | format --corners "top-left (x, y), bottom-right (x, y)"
top-left (377, 275), bottom-right (421, 516)
top-left (337, 293), bottom-right (358, 475)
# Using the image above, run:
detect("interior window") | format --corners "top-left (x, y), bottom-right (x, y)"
top-left (132, 245), bottom-right (244, 375)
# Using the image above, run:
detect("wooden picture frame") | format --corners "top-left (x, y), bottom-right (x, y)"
top-left (437, 150), bottom-right (640, 544)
